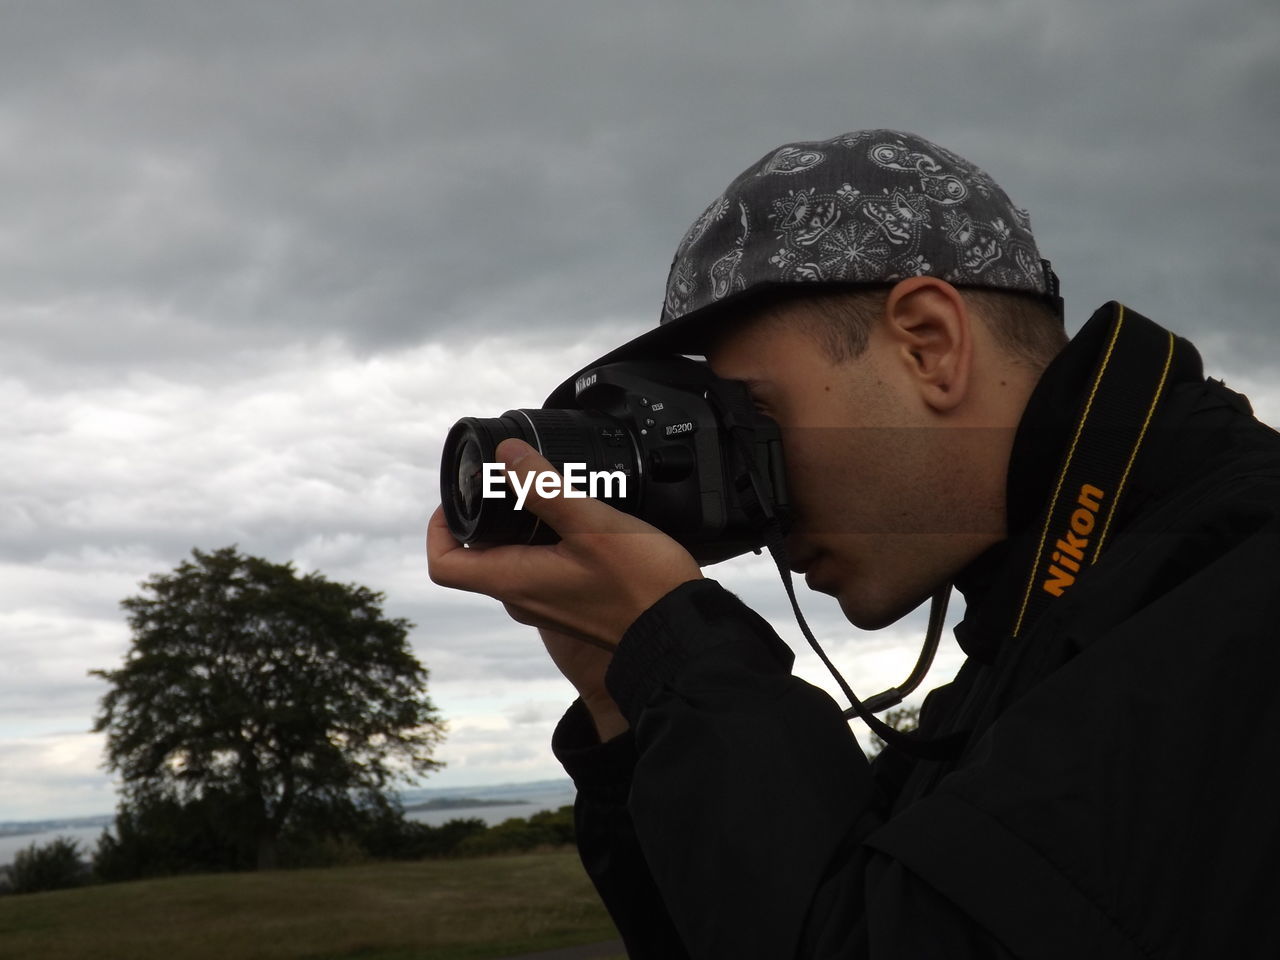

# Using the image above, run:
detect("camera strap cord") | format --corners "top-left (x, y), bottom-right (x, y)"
top-left (708, 380), bottom-right (960, 759)
top-left (713, 301), bottom-right (1177, 761)
top-left (761, 519), bottom-right (965, 760)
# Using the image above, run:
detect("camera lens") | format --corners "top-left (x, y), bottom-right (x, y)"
top-left (440, 410), bottom-right (639, 545)
top-left (442, 416), bottom-right (535, 545)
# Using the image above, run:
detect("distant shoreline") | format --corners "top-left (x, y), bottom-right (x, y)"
top-left (0, 798), bottom-right (550, 837)
top-left (402, 797), bottom-right (529, 813)
top-left (1, 786), bottom-right (578, 870)
top-left (0, 815), bottom-right (113, 841)
top-left (0, 777), bottom-right (575, 839)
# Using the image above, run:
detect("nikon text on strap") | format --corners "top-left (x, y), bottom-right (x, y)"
top-left (1009, 302), bottom-right (1176, 641)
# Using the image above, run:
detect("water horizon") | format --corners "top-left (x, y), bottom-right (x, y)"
top-left (0, 779), bottom-right (576, 869)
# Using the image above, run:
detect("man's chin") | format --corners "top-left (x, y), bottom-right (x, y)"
top-left (834, 587), bottom-right (928, 632)
top-left (803, 556), bottom-right (935, 630)
top-left (804, 564), bottom-right (894, 630)
top-left (838, 600), bottom-right (902, 631)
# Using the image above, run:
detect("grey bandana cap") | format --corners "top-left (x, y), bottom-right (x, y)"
top-left (663, 128), bottom-right (1059, 328)
top-left (547, 130), bottom-right (1060, 395)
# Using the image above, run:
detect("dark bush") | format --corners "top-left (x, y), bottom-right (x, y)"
top-left (9, 837), bottom-right (91, 894)
top-left (357, 808), bottom-right (486, 860)
top-left (360, 804), bottom-right (574, 860)
top-left (527, 806), bottom-right (576, 846)
top-left (87, 796), bottom-right (577, 884)
top-left (93, 792), bottom-right (257, 882)
top-left (454, 806), bottom-right (575, 856)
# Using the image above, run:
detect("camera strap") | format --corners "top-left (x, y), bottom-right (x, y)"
top-left (1004, 303), bottom-right (1177, 643)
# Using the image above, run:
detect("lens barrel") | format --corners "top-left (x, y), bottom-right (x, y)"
top-left (441, 410), bottom-right (639, 545)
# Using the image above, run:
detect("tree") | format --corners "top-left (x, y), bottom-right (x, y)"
top-left (91, 546), bottom-right (445, 871)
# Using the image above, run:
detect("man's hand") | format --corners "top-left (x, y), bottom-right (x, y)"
top-left (428, 436), bottom-right (702, 654)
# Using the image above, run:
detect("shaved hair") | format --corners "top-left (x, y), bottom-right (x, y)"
top-left (737, 284), bottom-right (1067, 369)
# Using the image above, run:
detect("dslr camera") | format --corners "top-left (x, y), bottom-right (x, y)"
top-left (441, 357), bottom-right (790, 565)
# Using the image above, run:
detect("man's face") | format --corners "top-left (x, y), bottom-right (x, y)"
top-left (707, 298), bottom-right (1004, 629)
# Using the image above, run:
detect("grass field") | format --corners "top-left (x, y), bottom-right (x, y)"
top-left (0, 849), bottom-right (622, 960)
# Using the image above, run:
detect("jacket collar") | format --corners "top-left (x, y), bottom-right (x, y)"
top-left (952, 303), bottom-right (1205, 662)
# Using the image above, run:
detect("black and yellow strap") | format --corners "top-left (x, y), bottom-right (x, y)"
top-left (1010, 303), bottom-right (1176, 640)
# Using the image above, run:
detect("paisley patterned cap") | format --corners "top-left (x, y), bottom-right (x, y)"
top-left (549, 130), bottom-right (1060, 383)
top-left (661, 129), bottom-right (1060, 329)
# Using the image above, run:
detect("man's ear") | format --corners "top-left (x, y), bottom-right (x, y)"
top-left (883, 277), bottom-right (972, 413)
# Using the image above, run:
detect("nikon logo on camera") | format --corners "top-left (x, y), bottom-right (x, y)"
top-left (1041, 483), bottom-right (1106, 598)
top-left (481, 462), bottom-right (627, 510)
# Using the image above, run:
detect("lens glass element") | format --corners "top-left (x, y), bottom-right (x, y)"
top-left (454, 437), bottom-right (484, 521)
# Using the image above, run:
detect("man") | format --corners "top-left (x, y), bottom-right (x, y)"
top-left (428, 131), bottom-right (1280, 957)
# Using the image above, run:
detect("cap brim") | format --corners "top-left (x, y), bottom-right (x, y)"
top-left (543, 309), bottom-right (711, 407)
top-left (543, 283), bottom-right (800, 407)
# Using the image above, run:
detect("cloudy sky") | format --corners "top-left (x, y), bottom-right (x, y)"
top-left (2, 0), bottom-right (1277, 822)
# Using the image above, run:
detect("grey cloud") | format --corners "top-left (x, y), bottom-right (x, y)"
top-left (0, 669), bottom-right (105, 731)
top-left (3, 0), bottom-right (1275, 376)
top-left (0, 735), bottom-right (116, 821)
top-left (408, 600), bottom-right (559, 685)
top-left (506, 702), bottom-right (565, 727)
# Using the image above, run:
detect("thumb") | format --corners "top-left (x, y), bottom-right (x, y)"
top-left (495, 438), bottom-right (632, 536)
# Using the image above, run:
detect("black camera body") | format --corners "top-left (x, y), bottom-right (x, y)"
top-left (441, 358), bottom-right (789, 565)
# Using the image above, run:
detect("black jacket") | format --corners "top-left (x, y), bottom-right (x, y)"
top-left (552, 304), bottom-right (1280, 958)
